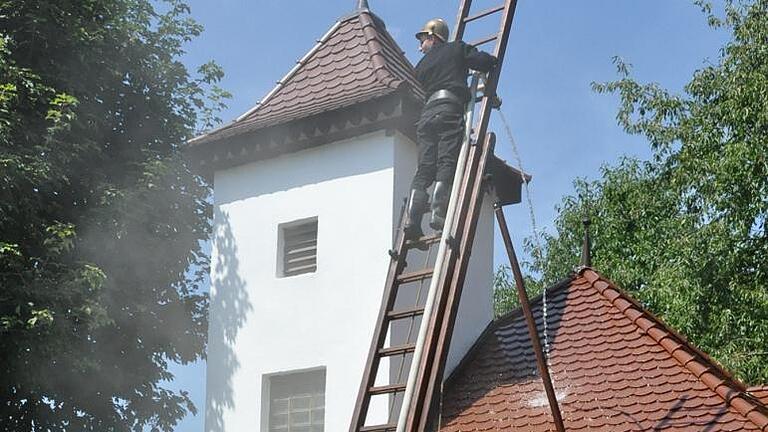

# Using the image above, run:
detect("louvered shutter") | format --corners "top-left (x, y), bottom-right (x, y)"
top-left (281, 220), bottom-right (318, 277)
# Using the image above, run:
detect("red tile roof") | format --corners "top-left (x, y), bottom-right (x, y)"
top-left (190, 9), bottom-right (423, 146)
top-left (750, 387), bottom-right (768, 407)
top-left (440, 268), bottom-right (768, 431)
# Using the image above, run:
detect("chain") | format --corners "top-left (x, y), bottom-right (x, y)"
top-left (497, 110), bottom-right (551, 365)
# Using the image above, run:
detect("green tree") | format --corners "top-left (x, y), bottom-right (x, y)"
top-left (519, 0), bottom-right (768, 385)
top-left (492, 265), bottom-right (547, 318)
top-left (0, 0), bottom-right (228, 430)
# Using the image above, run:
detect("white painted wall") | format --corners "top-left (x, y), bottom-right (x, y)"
top-left (205, 129), bottom-right (494, 432)
top-left (446, 198), bottom-right (494, 375)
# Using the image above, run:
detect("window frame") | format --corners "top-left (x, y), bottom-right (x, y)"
top-left (276, 217), bottom-right (318, 278)
top-left (262, 367), bottom-right (326, 432)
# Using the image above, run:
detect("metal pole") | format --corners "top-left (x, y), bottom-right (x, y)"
top-left (580, 217), bottom-right (592, 267)
top-left (494, 203), bottom-right (567, 432)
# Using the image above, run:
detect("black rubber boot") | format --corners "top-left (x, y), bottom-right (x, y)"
top-left (429, 181), bottom-right (451, 231)
top-left (404, 189), bottom-right (428, 242)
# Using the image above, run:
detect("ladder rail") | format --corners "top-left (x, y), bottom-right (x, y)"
top-left (394, 73), bottom-right (482, 432)
top-left (404, 110), bottom-right (493, 432)
top-left (414, 132), bottom-right (497, 431)
top-left (349, 204), bottom-right (410, 432)
top-left (452, 0), bottom-right (473, 42)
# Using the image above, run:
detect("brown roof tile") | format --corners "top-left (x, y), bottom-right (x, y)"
top-left (190, 10), bottom-right (423, 146)
top-left (440, 268), bottom-right (768, 431)
top-left (749, 387), bottom-right (768, 407)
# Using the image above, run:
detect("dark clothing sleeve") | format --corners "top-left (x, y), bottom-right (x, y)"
top-left (462, 42), bottom-right (497, 72)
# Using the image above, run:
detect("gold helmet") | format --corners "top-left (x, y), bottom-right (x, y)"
top-left (415, 18), bottom-right (449, 42)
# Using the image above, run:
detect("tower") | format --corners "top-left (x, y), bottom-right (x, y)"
top-left (187, 4), bottom-right (522, 431)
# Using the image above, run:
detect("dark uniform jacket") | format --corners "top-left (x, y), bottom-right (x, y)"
top-left (408, 41), bottom-right (497, 190)
top-left (414, 40), bottom-right (497, 115)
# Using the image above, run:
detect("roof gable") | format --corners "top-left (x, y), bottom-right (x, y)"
top-left (190, 10), bottom-right (422, 146)
top-left (440, 268), bottom-right (768, 431)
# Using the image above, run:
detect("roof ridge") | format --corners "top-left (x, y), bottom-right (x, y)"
top-left (357, 11), bottom-right (401, 89)
top-left (748, 386), bottom-right (768, 407)
top-left (354, 10), bottom-right (424, 101)
top-left (236, 19), bottom-right (346, 123)
top-left (373, 28), bottom-right (424, 99)
top-left (236, 11), bottom-right (372, 124)
top-left (581, 268), bottom-right (768, 430)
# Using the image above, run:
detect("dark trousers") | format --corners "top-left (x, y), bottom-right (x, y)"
top-left (410, 103), bottom-right (466, 191)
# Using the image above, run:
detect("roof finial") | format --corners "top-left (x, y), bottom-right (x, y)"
top-left (579, 185), bottom-right (593, 268)
top-left (356, 0), bottom-right (369, 10)
top-left (580, 217), bottom-right (592, 267)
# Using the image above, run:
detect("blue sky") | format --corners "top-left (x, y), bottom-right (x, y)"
top-left (169, 1), bottom-right (728, 430)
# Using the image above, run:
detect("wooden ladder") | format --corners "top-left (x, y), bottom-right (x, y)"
top-left (350, 1), bottom-right (520, 431)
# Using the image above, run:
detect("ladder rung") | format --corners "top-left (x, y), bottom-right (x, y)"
top-left (360, 424), bottom-right (397, 432)
top-left (463, 4), bottom-right (505, 23)
top-left (387, 306), bottom-right (425, 321)
top-left (469, 34), bottom-right (498, 47)
top-left (396, 268), bottom-right (434, 284)
top-left (406, 234), bottom-right (441, 248)
top-left (378, 343), bottom-right (416, 357)
top-left (369, 383), bottom-right (406, 395)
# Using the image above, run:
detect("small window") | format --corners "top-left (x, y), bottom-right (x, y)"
top-left (278, 218), bottom-right (318, 277)
top-left (266, 368), bottom-right (326, 432)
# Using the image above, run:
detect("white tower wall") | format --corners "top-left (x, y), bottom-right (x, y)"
top-left (205, 129), bottom-right (494, 432)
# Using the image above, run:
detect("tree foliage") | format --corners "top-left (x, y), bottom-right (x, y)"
top-left (492, 265), bottom-right (545, 318)
top-left (518, 0), bottom-right (768, 385)
top-left (0, 0), bottom-right (228, 430)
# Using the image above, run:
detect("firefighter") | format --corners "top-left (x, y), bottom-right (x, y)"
top-left (404, 18), bottom-right (497, 241)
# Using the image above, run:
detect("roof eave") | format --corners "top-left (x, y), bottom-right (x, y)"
top-left (184, 91), bottom-right (421, 175)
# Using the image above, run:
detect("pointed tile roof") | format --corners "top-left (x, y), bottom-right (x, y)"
top-left (440, 268), bottom-right (768, 431)
top-left (190, 9), bottom-right (423, 146)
